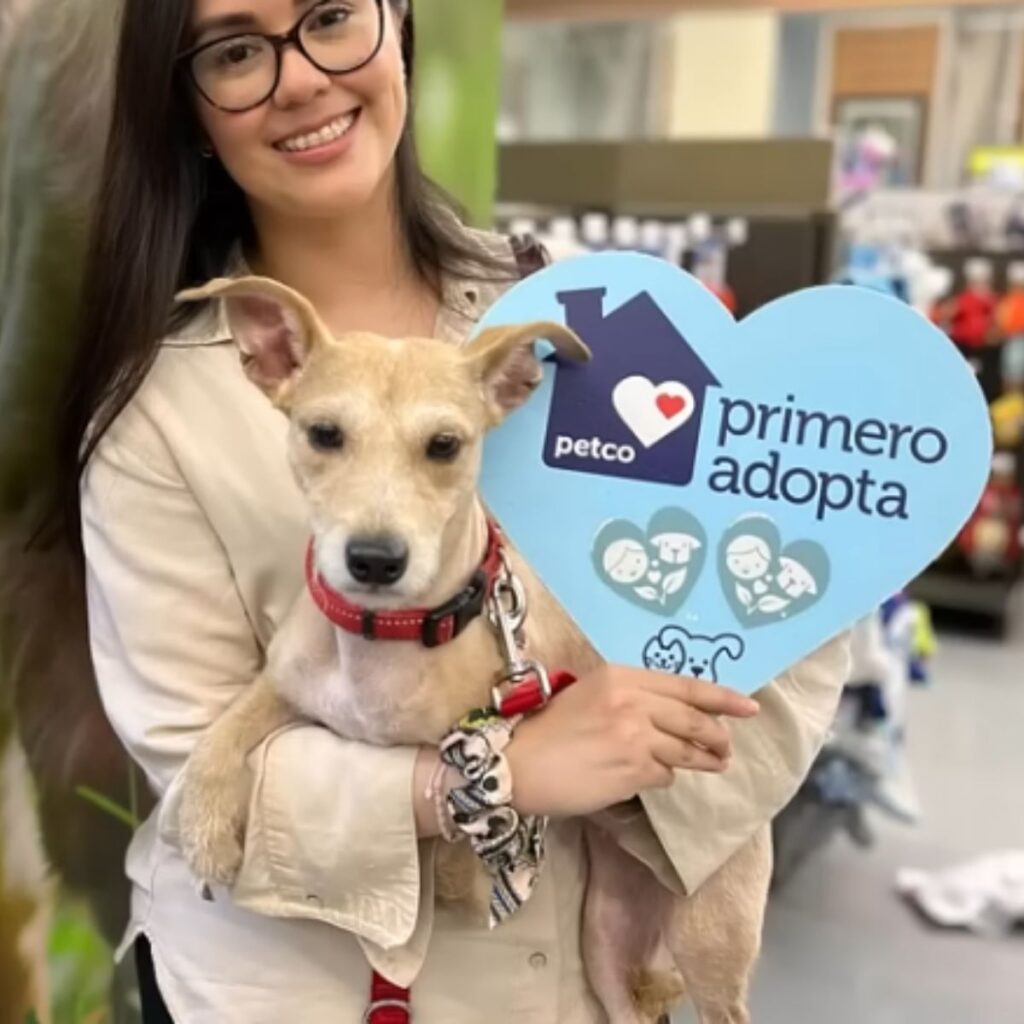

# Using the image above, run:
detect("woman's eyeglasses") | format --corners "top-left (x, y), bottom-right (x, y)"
top-left (178, 0), bottom-right (385, 113)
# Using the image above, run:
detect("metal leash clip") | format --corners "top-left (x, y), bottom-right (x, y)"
top-left (487, 552), bottom-right (553, 713)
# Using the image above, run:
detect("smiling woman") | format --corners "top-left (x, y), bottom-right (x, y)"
top-left (52, 0), bottom-right (514, 540)
top-left (8, 0), bottom-right (853, 1020)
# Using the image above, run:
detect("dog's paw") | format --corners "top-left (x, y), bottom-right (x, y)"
top-left (177, 780), bottom-right (247, 887)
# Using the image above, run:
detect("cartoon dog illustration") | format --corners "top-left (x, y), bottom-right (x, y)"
top-left (642, 627), bottom-right (746, 682)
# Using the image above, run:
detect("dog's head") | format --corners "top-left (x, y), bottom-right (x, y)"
top-left (176, 275), bottom-right (589, 605)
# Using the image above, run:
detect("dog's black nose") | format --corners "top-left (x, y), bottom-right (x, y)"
top-left (346, 537), bottom-right (409, 586)
top-left (690, 666), bottom-right (704, 678)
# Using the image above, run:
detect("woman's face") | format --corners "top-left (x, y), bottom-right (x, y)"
top-left (188, 0), bottom-right (407, 220)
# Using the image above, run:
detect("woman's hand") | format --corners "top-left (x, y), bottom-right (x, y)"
top-left (505, 664), bottom-right (760, 819)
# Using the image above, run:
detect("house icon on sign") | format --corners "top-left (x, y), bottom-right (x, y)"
top-left (543, 287), bottom-right (721, 487)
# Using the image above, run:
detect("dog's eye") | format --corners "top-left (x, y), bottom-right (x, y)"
top-left (426, 433), bottom-right (462, 462)
top-left (308, 422), bottom-right (344, 452)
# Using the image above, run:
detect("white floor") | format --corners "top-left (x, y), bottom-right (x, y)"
top-left (677, 594), bottom-right (1024, 1024)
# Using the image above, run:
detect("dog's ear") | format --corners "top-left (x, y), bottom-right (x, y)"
top-left (176, 276), bottom-right (328, 401)
top-left (713, 634), bottom-right (745, 661)
top-left (464, 321), bottom-right (590, 416)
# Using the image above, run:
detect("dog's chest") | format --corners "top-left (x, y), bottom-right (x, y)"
top-left (291, 624), bottom-right (505, 746)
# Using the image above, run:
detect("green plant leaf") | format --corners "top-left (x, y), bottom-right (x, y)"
top-left (75, 785), bottom-right (140, 831)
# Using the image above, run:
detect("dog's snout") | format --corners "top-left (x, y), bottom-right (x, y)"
top-left (690, 665), bottom-right (704, 678)
top-left (346, 537), bottom-right (409, 586)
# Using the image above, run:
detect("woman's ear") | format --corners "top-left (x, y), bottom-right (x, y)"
top-left (176, 276), bottom-right (329, 403)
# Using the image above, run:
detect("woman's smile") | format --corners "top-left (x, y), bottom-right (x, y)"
top-left (272, 106), bottom-right (362, 164)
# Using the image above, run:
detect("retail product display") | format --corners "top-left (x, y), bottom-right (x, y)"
top-left (772, 594), bottom-right (935, 886)
top-left (956, 453), bottom-right (1022, 578)
top-left (496, 209), bottom-right (747, 311)
top-left (686, 214), bottom-right (747, 314)
top-left (997, 260), bottom-right (1024, 385)
top-left (944, 258), bottom-right (999, 352)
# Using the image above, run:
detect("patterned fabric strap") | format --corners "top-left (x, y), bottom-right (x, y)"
top-left (438, 707), bottom-right (548, 928)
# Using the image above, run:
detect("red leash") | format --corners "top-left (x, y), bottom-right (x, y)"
top-left (366, 666), bottom-right (577, 1022)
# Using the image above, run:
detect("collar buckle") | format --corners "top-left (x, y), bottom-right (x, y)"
top-left (422, 569), bottom-right (488, 649)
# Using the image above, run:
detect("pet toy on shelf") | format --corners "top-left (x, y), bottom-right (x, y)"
top-left (946, 257), bottom-right (998, 352)
top-left (687, 214), bottom-right (747, 314)
top-left (997, 260), bottom-right (1024, 387)
top-left (956, 452), bottom-right (1023, 579)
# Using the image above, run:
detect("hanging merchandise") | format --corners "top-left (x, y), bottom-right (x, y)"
top-left (838, 601), bottom-right (925, 825)
top-left (638, 219), bottom-right (666, 259)
top-left (537, 215), bottom-right (589, 262)
top-left (772, 593), bottom-right (934, 886)
top-left (663, 223), bottom-right (689, 270)
top-left (686, 213), bottom-right (746, 314)
top-left (579, 212), bottom-right (610, 252)
top-left (908, 601), bottom-right (937, 685)
top-left (956, 452), bottom-right (1023, 578)
top-left (874, 593), bottom-right (926, 823)
top-left (611, 215), bottom-right (641, 252)
top-left (997, 260), bottom-right (1024, 386)
top-left (990, 384), bottom-right (1024, 451)
top-left (835, 240), bottom-right (905, 300)
top-left (947, 258), bottom-right (998, 352)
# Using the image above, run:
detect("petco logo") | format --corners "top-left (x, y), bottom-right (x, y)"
top-left (542, 287), bottom-right (951, 522)
top-left (543, 287), bottom-right (719, 487)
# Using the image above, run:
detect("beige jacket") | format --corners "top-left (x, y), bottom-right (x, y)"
top-left (81, 233), bottom-right (851, 1023)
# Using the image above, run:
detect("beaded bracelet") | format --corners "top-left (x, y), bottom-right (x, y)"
top-left (438, 706), bottom-right (547, 928)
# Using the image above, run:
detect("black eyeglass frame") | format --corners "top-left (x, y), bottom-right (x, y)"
top-left (177, 0), bottom-right (386, 114)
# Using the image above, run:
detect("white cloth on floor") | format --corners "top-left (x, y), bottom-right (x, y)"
top-left (897, 851), bottom-right (1024, 935)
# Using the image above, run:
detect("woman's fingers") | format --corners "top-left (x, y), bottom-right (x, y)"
top-left (647, 695), bottom-right (733, 760)
top-left (649, 734), bottom-right (729, 775)
top-left (639, 670), bottom-right (760, 720)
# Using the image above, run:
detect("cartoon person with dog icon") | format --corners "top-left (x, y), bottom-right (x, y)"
top-left (593, 508), bottom-right (707, 612)
top-left (719, 517), bottom-right (831, 625)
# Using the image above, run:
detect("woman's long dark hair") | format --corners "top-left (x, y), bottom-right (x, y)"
top-left (50, 0), bottom-right (512, 552)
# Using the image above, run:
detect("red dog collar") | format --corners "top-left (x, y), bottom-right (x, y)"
top-left (306, 520), bottom-right (504, 648)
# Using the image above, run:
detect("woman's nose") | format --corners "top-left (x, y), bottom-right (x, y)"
top-left (272, 46), bottom-right (333, 108)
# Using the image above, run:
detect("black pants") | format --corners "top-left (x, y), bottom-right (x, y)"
top-left (135, 937), bottom-right (175, 1024)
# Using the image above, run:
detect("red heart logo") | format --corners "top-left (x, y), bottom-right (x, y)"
top-left (656, 393), bottom-right (687, 420)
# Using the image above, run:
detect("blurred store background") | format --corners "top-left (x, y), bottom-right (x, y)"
top-left (2, 1), bottom-right (1023, 1022)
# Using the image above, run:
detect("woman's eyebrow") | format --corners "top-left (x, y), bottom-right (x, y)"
top-left (192, 0), bottom-right (317, 42)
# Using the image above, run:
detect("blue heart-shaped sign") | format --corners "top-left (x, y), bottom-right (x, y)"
top-left (476, 253), bottom-right (992, 694)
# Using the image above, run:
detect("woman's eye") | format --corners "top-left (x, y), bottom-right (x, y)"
top-left (308, 423), bottom-right (344, 452)
top-left (214, 41), bottom-right (262, 68)
top-left (307, 4), bottom-right (352, 31)
top-left (426, 434), bottom-right (462, 462)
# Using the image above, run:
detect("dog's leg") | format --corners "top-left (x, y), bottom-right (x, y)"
top-left (582, 826), bottom-right (685, 1024)
top-left (178, 674), bottom-right (298, 886)
top-left (663, 826), bottom-right (772, 1024)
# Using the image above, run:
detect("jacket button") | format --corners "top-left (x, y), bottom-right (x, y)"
top-left (305, 893), bottom-right (322, 906)
top-left (529, 952), bottom-right (548, 969)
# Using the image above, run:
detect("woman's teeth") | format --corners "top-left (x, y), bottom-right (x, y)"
top-left (277, 112), bottom-right (357, 153)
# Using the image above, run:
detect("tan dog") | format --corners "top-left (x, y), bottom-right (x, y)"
top-left (174, 276), bottom-right (772, 1024)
